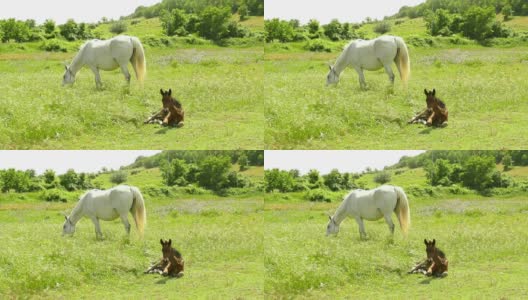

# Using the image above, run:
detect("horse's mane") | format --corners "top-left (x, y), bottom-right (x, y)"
top-left (435, 97), bottom-right (446, 109)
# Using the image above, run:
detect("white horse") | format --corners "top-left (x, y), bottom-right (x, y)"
top-left (62, 185), bottom-right (146, 239)
top-left (62, 35), bottom-right (146, 88)
top-left (326, 35), bottom-right (410, 89)
top-left (326, 185), bottom-right (410, 239)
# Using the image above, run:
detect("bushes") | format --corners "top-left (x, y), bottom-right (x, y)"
top-left (40, 189), bottom-right (69, 202)
top-left (39, 39), bottom-right (68, 52)
top-left (303, 39), bottom-right (331, 52)
top-left (304, 188), bottom-right (335, 202)
top-left (109, 21), bottom-right (128, 34)
top-left (110, 171), bottom-right (128, 184)
top-left (374, 21), bottom-right (391, 34)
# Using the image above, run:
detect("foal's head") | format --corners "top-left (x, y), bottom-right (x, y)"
top-left (160, 239), bottom-right (174, 258)
top-left (160, 89), bottom-right (173, 108)
top-left (424, 239), bottom-right (438, 259)
top-left (424, 89), bottom-right (437, 108)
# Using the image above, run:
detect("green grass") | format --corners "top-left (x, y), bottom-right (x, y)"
top-left (265, 45), bottom-right (528, 149)
top-left (0, 194), bottom-right (263, 299)
top-left (264, 195), bottom-right (528, 299)
top-left (0, 44), bottom-right (263, 149)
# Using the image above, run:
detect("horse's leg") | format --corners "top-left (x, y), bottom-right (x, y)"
top-left (119, 63), bottom-right (131, 84)
top-left (90, 217), bottom-right (103, 239)
top-left (383, 213), bottom-right (395, 234)
top-left (119, 213), bottom-right (131, 235)
top-left (90, 66), bottom-right (103, 89)
top-left (355, 67), bottom-right (367, 90)
top-left (383, 63), bottom-right (395, 85)
top-left (354, 216), bottom-right (367, 239)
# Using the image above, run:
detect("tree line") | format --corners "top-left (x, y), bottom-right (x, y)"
top-left (397, 0), bottom-right (528, 19)
top-left (132, 0), bottom-right (263, 19)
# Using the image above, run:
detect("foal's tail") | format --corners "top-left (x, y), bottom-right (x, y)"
top-left (394, 186), bottom-right (410, 236)
top-left (394, 36), bottom-right (410, 86)
top-left (130, 37), bottom-right (146, 85)
top-left (130, 186), bottom-right (146, 237)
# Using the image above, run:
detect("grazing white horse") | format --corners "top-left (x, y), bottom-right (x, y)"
top-left (62, 185), bottom-right (146, 239)
top-left (62, 35), bottom-right (146, 88)
top-left (326, 185), bottom-right (410, 239)
top-left (326, 35), bottom-right (410, 89)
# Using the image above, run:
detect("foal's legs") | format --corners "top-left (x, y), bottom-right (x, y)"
top-left (354, 216), bottom-right (367, 239)
top-left (119, 213), bottom-right (131, 235)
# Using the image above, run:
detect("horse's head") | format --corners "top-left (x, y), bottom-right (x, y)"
top-left (424, 89), bottom-right (436, 108)
top-left (62, 65), bottom-right (75, 86)
top-left (160, 238), bottom-right (173, 258)
top-left (160, 89), bottom-right (173, 108)
top-left (326, 216), bottom-right (339, 236)
top-left (424, 238), bottom-right (437, 258)
top-left (326, 65), bottom-right (339, 86)
top-left (62, 216), bottom-right (75, 236)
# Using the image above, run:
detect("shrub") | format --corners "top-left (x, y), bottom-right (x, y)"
top-left (304, 188), bottom-right (333, 202)
top-left (40, 39), bottom-right (68, 52)
top-left (110, 171), bottom-right (128, 184)
top-left (110, 21), bottom-right (128, 34)
top-left (303, 39), bottom-right (332, 52)
top-left (40, 189), bottom-right (68, 202)
top-left (374, 171), bottom-right (392, 184)
top-left (374, 21), bottom-right (391, 34)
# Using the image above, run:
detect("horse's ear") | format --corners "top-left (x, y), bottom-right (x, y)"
top-left (328, 65), bottom-right (332, 71)
top-left (168, 89), bottom-right (172, 96)
top-left (424, 239), bottom-right (427, 245)
top-left (432, 239), bottom-right (436, 246)
top-left (432, 89), bottom-right (436, 96)
top-left (160, 89), bottom-right (164, 95)
top-left (328, 216), bottom-right (332, 220)
top-left (160, 239), bottom-right (164, 245)
top-left (168, 239), bottom-right (172, 246)
top-left (65, 216), bottom-right (68, 220)
top-left (424, 89), bottom-right (428, 95)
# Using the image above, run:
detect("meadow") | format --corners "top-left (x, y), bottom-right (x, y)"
top-left (0, 17), bottom-right (264, 149)
top-left (264, 17), bottom-right (528, 149)
top-left (0, 189), bottom-right (263, 298)
top-left (264, 194), bottom-right (528, 299)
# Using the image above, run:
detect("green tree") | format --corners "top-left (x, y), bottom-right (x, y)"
top-left (374, 21), bottom-right (392, 35)
top-left (110, 171), bottom-right (128, 184)
top-left (160, 8), bottom-right (188, 36)
top-left (502, 154), bottom-right (512, 171)
top-left (307, 169), bottom-right (320, 185)
top-left (426, 159), bottom-right (453, 186)
top-left (425, 9), bottom-right (453, 36)
top-left (59, 169), bottom-right (79, 191)
top-left (43, 19), bottom-right (56, 34)
top-left (43, 169), bottom-right (56, 184)
top-left (307, 19), bottom-right (320, 34)
top-left (110, 21), bottom-right (128, 34)
top-left (161, 159), bottom-right (189, 186)
top-left (238, 4), bottom-right (249, 21)
top-left (462, 156), bottom-right (495, 190)
top-left (323, 169), bottom-right (343, 191)
top-left (265, 169), bottom-right (294, 192)
top-left (502, 4), bottom-right (513, 20)
top-left (323, 19), bottom-right (342, 41)
top-left (461, 6), bottom-right (495, 40)
top-left (238, 154), bottom-right (248, 171)
top-left (198, 6), bottom-right (231, 40)
top-left (264, 18), bottom-right (294, 42)
top-left (1, 169), bottom-right (30, 193)
top-left (198, 156), bottom-right (231, 191)
top-left (59, 19), bottom-right (79, 41)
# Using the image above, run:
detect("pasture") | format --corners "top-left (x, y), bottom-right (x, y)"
top-left (0, 17), bottom-right (264, 149)
top-left (0, 194), bottom-right (263, 298)
top-left (264, 194), bottom-right (528, 298)
top-left (264, 45), bottom-right (528, 149)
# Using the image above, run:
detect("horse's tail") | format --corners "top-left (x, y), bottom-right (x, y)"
top-left (394, 186), bottom-right (410, 235)
top-left (130, 37), bottom-right (146, 85)
top-left (394, 36), bottom-right (410, 86)
top-left (130, 186), bottom-right (146, 237)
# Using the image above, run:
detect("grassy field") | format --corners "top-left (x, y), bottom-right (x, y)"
top-left (264, 194), bottom-right (528, 299)
top-left (0, 17), bottom-right (264, 149)
top-left (265, 44), bottom-right (528, 149)
top-left (0, 192), bottom-right (263, 298)
top-left (264, 16), bottom-right (528, 149)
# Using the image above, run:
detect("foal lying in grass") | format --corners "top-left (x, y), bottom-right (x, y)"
top-left (408, 89), bottom-right (448, 127)
top-left (144, 239), bottom-right (184, 277)
top-left (144, 89), bottom-right (185, 127)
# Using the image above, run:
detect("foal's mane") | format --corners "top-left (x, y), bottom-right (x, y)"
top-left (435, 97), bottom-right (446, 109)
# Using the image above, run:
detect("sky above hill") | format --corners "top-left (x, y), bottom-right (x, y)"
top-left (0, 151), bottom-right (161, 175)
top-left (0, 0), bottom-right (161, 24)
top-left (265, 150), bottom-right (425, 175)
top-left (265, 0), bottom-right (426, 24)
